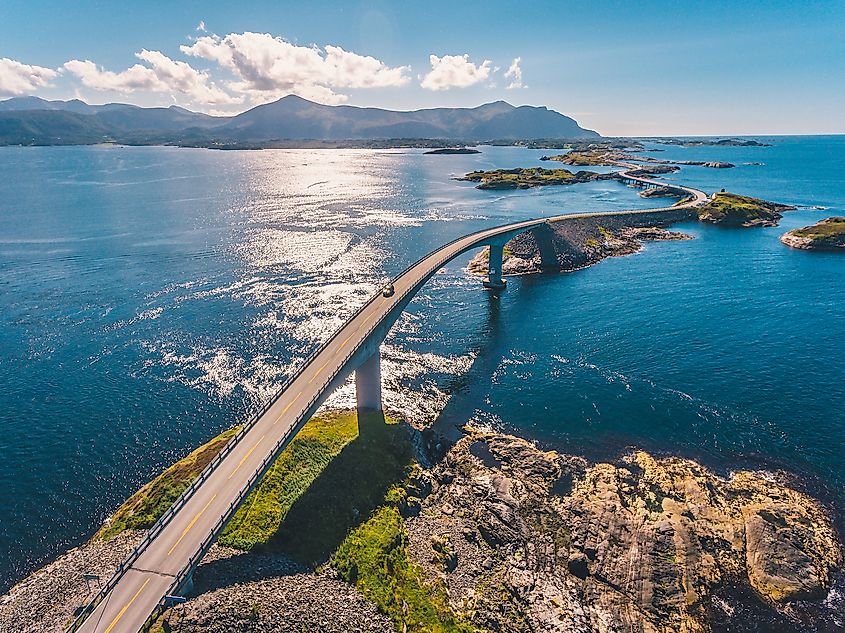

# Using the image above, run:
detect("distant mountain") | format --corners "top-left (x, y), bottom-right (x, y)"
top-left (0, 95), bottom-right (600, 146)
top-left (0, 96), bottom-right (96, 114)
top-left (219, 96), bottom-right (598, 141)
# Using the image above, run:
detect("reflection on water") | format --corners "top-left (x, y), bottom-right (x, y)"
top-left (0, 140), bottom-right (844, 594)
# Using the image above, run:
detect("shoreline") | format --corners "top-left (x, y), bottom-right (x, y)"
top-left (3, 406), bottom-right (842, 633)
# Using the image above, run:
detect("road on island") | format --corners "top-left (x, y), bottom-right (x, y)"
top-left (70, 167), bottom-right (708, 633)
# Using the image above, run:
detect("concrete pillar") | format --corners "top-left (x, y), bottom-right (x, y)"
top-left (531, 225), bottom-right (559, 271)
top-left (355, 351), bottom-right (382, 412)
top-left (483, 243), bottom-right (507, 289)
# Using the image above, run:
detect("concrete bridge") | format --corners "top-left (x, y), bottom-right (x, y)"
top-left (67, 166), bottom-right (707, 633)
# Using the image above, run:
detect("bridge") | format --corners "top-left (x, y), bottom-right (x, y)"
top-left (68, 166), bottom-right (708, 633)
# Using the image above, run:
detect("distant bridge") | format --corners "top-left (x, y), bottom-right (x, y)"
top-left (68, 166), bottom-right (708, 633)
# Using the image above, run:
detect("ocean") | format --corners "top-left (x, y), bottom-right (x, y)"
top-left (0, 137), bottom-right (843, 594)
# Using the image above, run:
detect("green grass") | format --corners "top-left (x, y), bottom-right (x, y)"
top-left (542, 150), bottom-right (612, 166)
top-left (219, 410), bottom-right (360, 550)
top-left (332, 506), bottom-right (474, 633)
top-left (97, 426), bottom-right (241, 540)
top-left (792, 216), bottom-right (845, 238)
top-left (267, 410), bottom-right (413, 565)
top-left (461, 167), bottom-right (599, 189)
top-left (97, 411), bottom-right (396, 552)
top-left (696, 192), bottom-right (787, 225)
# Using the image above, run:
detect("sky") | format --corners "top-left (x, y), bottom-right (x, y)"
top-left (0, 0), bottom-right (843, 136)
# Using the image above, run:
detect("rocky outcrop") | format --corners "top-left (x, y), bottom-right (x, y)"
top-left (3, 420), bottom-right (841, 633)
top-left (639, 185), bottom-right (690, 199)
top-left (0, 530), bottom-right (145, 633)
top-left (425, 147), bottom-right (480, 154)
top-left (459, 167), bottom-right (612, 189)
top-left (623, 165), bottom-right (680, 177)
top-left (466, 212), bottom-right (694, 277)
top-left (696, 193), bottom-right (796, 227)
top-left (780, 217), bottom-right (845, 251)
top-left (0, 534), bottom-right (394, 633)
top-left (405, 431), bottom-right (843, 633)
top-left (166, 548), bottom-right (394, 632)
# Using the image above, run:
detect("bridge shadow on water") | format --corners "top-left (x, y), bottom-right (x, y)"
top-left (193, 410), bottom-right (412, 592)
top-left (426, 278), bottom-right (540, 446)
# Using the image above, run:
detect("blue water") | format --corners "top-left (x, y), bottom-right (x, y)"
top-left (0, 138), bottom-right (843, 593)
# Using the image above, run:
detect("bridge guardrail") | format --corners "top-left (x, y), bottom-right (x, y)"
top-left (64, 222), bottom-right (481, 633)
top-left (66, 164), bottom-right (706, 631)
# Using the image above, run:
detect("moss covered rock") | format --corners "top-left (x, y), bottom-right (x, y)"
top-left (696, 192), bottom-right (796, 227)
top-left (781, 216), bottom-right (845, 250)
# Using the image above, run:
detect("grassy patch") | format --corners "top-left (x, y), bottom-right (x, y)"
top-left (792, 216), bottom-right (845, 239)
top-left (97, 426), bottom-right (240, 540)
top-left (461, 167), bottom-right (600, 189)
top-left (332, 505), bottom-right (473, 633)
top-left (219, 410), bottom-right (360, 550)
top-left (541, 150), bottom-right (613, 166)
top-left (267, 410), bottom-right (413, 565)
top-left (696, 192), bottom-right (793, 226)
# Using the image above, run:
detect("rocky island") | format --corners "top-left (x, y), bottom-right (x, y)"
top-left (2, 410), bottom-right (841, 633)
top-left (425, 148), bottom-right (481, 155)
top-left (695, 192), bottom-right (797, 227)
top-left (458, 167), bottom-right (611, 189)
top-left (539, 149), bottom-right (735, 170)
top-left (651, 138), bottom-right (771, 147)
top-left (780, 217), bottom-right (845, 251)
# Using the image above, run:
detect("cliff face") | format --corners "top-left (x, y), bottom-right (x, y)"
top-left (405, 432), bottom-right (843, 633)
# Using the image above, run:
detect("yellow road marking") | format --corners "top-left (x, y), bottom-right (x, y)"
top-left (276, 393), bottom-right (301, 422)
top-left (227, 436), bottom-right (265, 480)
top-left (167, 494), bottom-right (217, 556)
top-left (103, 577), bottom-right (151, 633)
top-left (308, 361), bottom-right (329, 384)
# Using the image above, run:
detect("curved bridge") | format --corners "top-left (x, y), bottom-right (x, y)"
top-left (70, 166), bottom-right (708, 633)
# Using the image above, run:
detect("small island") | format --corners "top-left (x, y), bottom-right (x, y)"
top-left (423, 147), bottom-right (481, 155)
top-left (780, 217), bottom-right (845, 250)
top-left (695, 192), bottom-right (796, 227)
top-left (540, 148), bottom-right (735, 169)
top-left (540, 150), bottom-right (613, 166)
top-left (651, 138), bottom-right (771, 147)
top-left (458, 167), bottom-right (607, 189)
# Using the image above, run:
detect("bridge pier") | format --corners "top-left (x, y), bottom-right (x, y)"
top-left (531, 224), bottom-right (559, 271)
top-left (483, 242), bottom-right (507, 289)
top-left (355, 351), bottom-right (382, 413)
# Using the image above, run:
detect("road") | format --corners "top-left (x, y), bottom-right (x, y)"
top-left (70, 167), bottom-right (707, 632)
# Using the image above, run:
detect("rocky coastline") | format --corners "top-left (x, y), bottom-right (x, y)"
top-left (3, 417), bottom-right (841, 633)
top-left (458, 167), bottom-right (612, 189)
top-left (695, 193), bottom-right (797, 227)
top-left (780, 217), bottom-right (845, 251)
top-left (466, 209), bottom-right (696, 278)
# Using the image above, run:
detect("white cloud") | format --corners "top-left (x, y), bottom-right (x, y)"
top-left (180, 32), bottom-right (411, 104)
top-left (0, 58), bottom-right (59, 96)
top-left (504, 57), bottom-right (524, 89)
top-left (63, 51), bottom-right (240, 105)
top-left (197, 20), bottom-right (207, 32)
top-left (420, 54), bottom-right (491, 91)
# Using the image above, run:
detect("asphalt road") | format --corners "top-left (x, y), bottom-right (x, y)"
top-left (72, 167), bottom-right (707, 633)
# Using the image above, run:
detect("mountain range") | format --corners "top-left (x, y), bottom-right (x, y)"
top-left (0, 95), bottom-right (599, 146)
